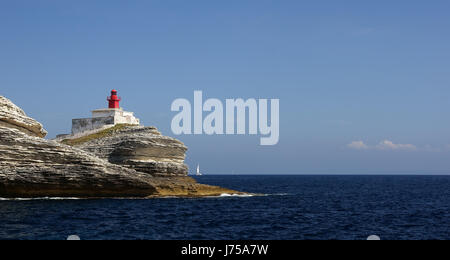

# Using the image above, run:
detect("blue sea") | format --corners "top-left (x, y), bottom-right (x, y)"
top-left (0, 175), bottom-right (449, 240)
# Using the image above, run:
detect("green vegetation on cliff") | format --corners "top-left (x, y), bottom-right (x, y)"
top-left (61, 124), bottom-right (132, 146)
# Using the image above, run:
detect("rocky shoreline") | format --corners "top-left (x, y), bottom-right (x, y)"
top-left (0, 95), bottom-right (244, 198)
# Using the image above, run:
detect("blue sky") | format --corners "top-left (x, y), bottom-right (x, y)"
top-left (1, 0), bottom-right (449, 174)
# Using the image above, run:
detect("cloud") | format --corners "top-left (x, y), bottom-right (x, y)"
top-left (347, 141), bottom-right (369, 150)
top-left (347, 140), bottom-right (417, 151)
top-left (376, 140), bottom-right (417, 151)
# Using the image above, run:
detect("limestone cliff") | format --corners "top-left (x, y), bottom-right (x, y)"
top-left (0, 126), bottom-right (158, 197)
top-left (66, 125), bottom-right (189, 177)
top-left (0, 96), bottom-right (47, 138)
top-left (0, 95), bottom-right (243, 198)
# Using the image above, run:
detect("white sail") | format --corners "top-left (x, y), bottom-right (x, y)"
top-left (196, 164), bottom-right (202, 176)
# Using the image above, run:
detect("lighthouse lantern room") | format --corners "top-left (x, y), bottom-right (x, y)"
top-left (107, 90), bottom-right (121, 109)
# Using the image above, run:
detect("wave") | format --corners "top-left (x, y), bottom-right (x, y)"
top-left (214, 193), bottom-right (290, 198)
top-left (270, 193), bottom-right (290, 196)
top-left (219, 193), bottom-right (255, 198)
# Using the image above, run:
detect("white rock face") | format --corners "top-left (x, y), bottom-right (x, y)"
top-left (0, 95), bottom-right (241, 198)
top-left (0, 126), bottom-right (159, 197)
top-left (0, 96), bottom-right (47, 138)
top-left (0, 126), bottom-right (237, 198)
top-left (75, 126), bottom-right (189, 177)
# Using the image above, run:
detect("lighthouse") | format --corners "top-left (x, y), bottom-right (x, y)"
top-left (107, 90), bottom-right (121, 109)
top-left (70, 89), bottom-right (141, 135)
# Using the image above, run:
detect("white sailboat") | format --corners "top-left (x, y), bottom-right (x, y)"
top-left (196, 164), bottom-right (202, 176)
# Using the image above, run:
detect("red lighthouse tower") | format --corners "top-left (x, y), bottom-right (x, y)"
top-left (107, 90), bottom-right (121, 109)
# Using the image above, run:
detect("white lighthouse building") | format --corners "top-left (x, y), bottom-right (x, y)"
top-left (71, 90), bottom-right (140, 135)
